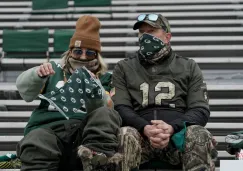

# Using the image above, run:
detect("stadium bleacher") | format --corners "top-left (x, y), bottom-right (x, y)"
top-left (0, 0), bottom-right (243, 170)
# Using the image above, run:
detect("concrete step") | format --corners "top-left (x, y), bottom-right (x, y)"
top-left (0, 19), bottom-right (243, 29)
top-left (1, 45), bottom-right (243, 54)
top-left (1, 36), bottom-right (243, 44)
top-left (0, 11), bottom-right (243, 21)
top-left (2, 57), bottom-right (243, 71)
top-left (0, 27), bottom-right (242, 35)
top-left (1, 0), bottom-right (243, 7)
top-left (1, 111), bottom-right (242, 118)
top-left (1, 99), bottom-right (243, 106)
top-left (1, 82), bottom-right (243, 100)
top-left (1, 4), bottom-right (243, 13)
top-left (0, 135), bottom-right (227, 143)
top-left (0, 122), bottom-right (243, 129)
top-left (1, 82), bottom-right (243, 91)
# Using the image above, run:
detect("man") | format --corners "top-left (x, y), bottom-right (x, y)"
top-left (112, 14), bottom-right (217, 171)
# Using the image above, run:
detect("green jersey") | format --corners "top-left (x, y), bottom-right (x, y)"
top-left (24, 61), bottom-right (112, 135)
top-left (112, 51), bottom-right (209, 113)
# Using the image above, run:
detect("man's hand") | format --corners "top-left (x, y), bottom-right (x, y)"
top-left (143, 125), bottom-right (163, 138)
top-left (146, 120), bottom-right (175, 149)
top-left (37, 62), bottom-right (55, 78)
top-left (143, 124), bottom-right (171, 149)
top-left (151, 120), bottom-right (174, 135)
top-left (149, 132), bottom-right (170, 149)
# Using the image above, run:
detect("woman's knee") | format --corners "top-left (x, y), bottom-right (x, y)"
top-left (90, 106), bottom-right (122, 124)
top-left (17, 128), bottom-right (62, 161)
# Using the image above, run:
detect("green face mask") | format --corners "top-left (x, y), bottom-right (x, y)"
top-left (138, 33), bottom-right (171, 64)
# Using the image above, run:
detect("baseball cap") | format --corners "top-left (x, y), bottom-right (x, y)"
top-left (133, 14), bottom-right (171, 33)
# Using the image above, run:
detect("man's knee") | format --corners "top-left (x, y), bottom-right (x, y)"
top-left (117, 127), bottom-right (142, 170)
top-left (118, 126), bottom-right (141, 141)
top-left (183, 125), bottom-right (217, 171)
top-left (186, 125), bottom-right (212, 144)
top-left (184, 125), bottom-right (216, 154)
top-left (118, 126), bottom-right (142, 155)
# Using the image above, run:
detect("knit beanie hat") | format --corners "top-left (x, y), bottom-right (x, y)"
top-left (69, 15), bottom-right (101, 52)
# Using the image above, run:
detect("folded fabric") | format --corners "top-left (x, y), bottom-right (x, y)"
top-left (0, 153), bottom-right (17, 162)
top-left (171, 122), bottom-right (195, 152)
top-left (0, 158), bottom-right (21, 169)
top-left (39, 67), bottom-right (106, 120)
top-left (171, 122), bottom-right (187, 152)
top-left (225, 130), bottom-right (243, 149)
top-left (0, 153), bottom-right (21, 169)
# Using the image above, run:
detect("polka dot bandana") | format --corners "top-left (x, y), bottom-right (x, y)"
top-left (39, 67), bottom-right (105, 120)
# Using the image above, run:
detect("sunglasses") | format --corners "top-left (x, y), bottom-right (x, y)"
top-left (71, 48), bottom-right (97, 59)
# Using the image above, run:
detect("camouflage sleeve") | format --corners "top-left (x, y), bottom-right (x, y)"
top-left (111, 62), bottom-right (133, 107)
top-left (187, 60), bottom-right (209, 110)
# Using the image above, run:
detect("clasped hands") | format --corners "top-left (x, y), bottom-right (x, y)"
top-left (143, 120), bottom-right (174, 149)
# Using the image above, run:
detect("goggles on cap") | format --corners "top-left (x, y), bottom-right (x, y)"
top-left (137, 14), bottom-right (158, 22)
top-left (137, 14), bottom-right (168, 32)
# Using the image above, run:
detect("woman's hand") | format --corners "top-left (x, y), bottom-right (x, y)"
top-left (37, 62), bottom-right (55, 77)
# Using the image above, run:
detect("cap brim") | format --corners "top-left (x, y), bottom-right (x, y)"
top-left (133, 20), bottom-right (161, 30)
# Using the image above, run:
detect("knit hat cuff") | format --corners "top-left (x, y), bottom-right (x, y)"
top-left (69, 36), bottom-right (101, 52)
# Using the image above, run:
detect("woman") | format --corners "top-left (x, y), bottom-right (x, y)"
top-left (15, 15), bottom-right (121, 171)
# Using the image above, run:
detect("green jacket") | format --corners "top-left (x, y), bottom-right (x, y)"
top-left (16, 61), bottom-right (112, 135)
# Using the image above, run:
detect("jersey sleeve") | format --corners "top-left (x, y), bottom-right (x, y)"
top-left (111, 62), bottom-right (133, 107)
top-left (16, 66), bottom-right (49, 102)
top-left (187, 60), bottom-right (209, 110)
top-left (99, 72), bottom-right (112, 92)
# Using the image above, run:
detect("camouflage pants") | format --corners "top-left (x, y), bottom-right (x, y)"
top-left (118, 125), bottom-right (217, 171)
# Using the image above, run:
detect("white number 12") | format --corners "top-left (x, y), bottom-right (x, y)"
top-left (140, 82), bottom-right (175, 107)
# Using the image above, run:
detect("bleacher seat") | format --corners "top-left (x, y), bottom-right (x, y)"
top-left (51, 29), bottom-right (74, 58)
top-left (0, 0), bottom-right (243, 170)
top-left (74, 0), bottom-right (112, 7)
top-left (32, 0), bottom-right (68, 10)
top-left (2, 28), bottom-right (49, 59)
top-left (0, 28), bottom-right (49, 71)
